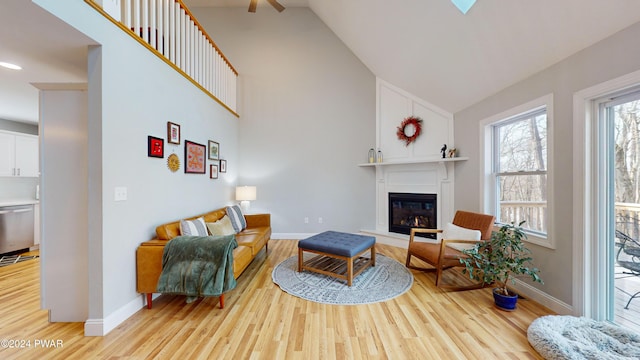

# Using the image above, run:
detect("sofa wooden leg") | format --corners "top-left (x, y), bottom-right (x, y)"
top-left (219, 294), bottom-right (225, 309)
top-left (146, 293), bottom-right (153, 309)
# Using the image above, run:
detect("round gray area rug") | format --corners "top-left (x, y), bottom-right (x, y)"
top-left (272, 254), bottom-right (413, 305)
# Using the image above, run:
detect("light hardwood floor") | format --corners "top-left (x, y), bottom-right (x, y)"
top-left (0, 240), bottom-right (554, 359)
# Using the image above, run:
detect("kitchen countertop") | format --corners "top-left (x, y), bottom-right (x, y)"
top-left (0, 199), bottom-right (39, 207)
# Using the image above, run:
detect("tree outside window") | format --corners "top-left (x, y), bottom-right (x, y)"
top-left (493, 109), bottom-right (547, 235)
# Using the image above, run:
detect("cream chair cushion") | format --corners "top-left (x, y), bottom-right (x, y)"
top-left (443, 222), bottom-right (481, 251)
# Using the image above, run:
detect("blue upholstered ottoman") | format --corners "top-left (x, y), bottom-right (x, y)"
top-left (297, 231), bottom-right (376, 286)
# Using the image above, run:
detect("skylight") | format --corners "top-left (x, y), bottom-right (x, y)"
top-left (451, 0), bottom-right (476, 14)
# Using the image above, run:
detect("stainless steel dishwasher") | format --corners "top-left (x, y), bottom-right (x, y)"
top-left (0, 204), bottom-right (34, 254)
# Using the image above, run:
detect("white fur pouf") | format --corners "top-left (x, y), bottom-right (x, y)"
top-left (527, 315), bottom-right (640, 359)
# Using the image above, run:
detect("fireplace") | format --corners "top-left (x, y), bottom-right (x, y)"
top-left (388, 192), bottom-right (437, 239)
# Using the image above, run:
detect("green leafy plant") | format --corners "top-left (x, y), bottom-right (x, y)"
top-left (459, 221), bottom-right (543, 296)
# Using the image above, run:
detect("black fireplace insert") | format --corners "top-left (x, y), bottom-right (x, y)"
top-left (388, 192), bottom-right (437, 239)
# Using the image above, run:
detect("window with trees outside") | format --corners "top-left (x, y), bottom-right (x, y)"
top-left (492, 108), bottom-right (548, 236)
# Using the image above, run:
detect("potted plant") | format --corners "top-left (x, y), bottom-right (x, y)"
top-left (459, 221), bottom-right (543, 311)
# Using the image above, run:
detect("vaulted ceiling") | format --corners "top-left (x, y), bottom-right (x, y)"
top-left (3, 0), bottom-right (640, 123)
top-left (188, 0), bottom-right (640, 113)
top-left (0, 0), bottom-right (93, 124)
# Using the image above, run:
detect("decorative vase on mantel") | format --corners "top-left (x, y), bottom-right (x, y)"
top-left (368, 148), bottom-right (375, 163)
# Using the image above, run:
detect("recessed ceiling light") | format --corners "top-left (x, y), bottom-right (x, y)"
top-left (0, 62), bottom-right (22, 70)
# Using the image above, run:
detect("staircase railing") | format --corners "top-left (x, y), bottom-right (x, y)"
top-left (85, 0), bottom-right (238, 116)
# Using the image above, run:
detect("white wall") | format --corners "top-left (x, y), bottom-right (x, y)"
top-left (454, 20), bottom-right (640, 307)
top-left (191, 7), bottom-right (376, 236)
top-left (34, 0), bottom-right (240, 334)
top-left (377, 79), bottom-right (453, 162)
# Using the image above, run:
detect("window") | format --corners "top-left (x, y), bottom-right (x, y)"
top-left (493, 109), bottom-right (547, 235)
top-left (481, 94), bottom-right (553, 247)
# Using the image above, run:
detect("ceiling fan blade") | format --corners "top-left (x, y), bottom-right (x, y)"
top-left (266, 0), bottom-right (285, 12)
top-left (248, 0), bottom-right (258, 13)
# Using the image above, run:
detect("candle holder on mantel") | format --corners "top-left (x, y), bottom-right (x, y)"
top-left (377, 149), bottom-right (383, 163)
top-left (368, 148), bottom-right (375, 163)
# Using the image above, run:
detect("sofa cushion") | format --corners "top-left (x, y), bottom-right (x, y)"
top-left (226, 205), bottom-right (247, 233)
top-left (180, 217), bottom-right (208, 236)
top-left (156, 209), bottom-right (227, 240)
top-left (235, 226), bottom-right (269, 256)
top-left (206, 215), bottom-right (236, 236)
top-left (232, 245), bottom-right (253, 278)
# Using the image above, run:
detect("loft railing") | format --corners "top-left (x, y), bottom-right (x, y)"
top-left (85, 0), bottom-right (238, 116)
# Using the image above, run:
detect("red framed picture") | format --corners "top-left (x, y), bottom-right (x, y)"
top-left (210, 164), bottom-right (219, 179)
top-left (147, 136), bottom-right (164, 158)
top-left (184, 140), bottom-right (206, 174)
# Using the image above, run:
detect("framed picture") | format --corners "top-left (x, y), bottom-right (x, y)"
top-left (167, 122), bottom-right (180, 144)
top-left (184, 140), bottom-right (206, 174)
top-left (208, 140), bottom-right (220, 160)
top-left (147, 136), bottom-right (164, 158)
top-left (210, 164), bottom-right (219, 179)
top-left (220, 159), bottom-right (227, 173)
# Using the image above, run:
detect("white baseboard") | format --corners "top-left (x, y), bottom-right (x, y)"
top-left (271, 233), bottom-right (316, 240)
top-left (511, 279), bottom-right (572, 315)
top-left (84, 293), bottom-right (160, 336)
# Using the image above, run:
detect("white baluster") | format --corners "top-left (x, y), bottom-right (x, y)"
top-left (133, 0), bottom-right (140, 36)
top-left (149, 0), bottom-right (156, 49)
top-left (179, 6), bottom-right (185, 71)
top-left (169, 0), bottom-right (175, 62)
top-left (123, 0), bottom-right (132, 30)
top-left (142, 0), bottom-right (148, 43)
top-left (161, 0), bottom-right (168, 57)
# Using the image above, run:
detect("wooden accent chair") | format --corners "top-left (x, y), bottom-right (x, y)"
top-left (405, 210), bottom-right (495, 289)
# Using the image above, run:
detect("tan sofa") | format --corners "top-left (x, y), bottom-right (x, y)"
top-left (136, 207), bottom-right (271, 309)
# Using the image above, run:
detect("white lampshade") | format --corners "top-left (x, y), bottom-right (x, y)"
top-left (236, 186), bottom-right (257, 201)
top-left (236, 186), bottom-right (257, 212)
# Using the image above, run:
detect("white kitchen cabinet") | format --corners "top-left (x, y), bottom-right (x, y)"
top-left (0, 131), bottom-right (39, 177)
top-left (0, 132), bottom-right (14, 177)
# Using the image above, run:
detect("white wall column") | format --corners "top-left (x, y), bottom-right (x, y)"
top-left (36, 84), bottom-right (89, 322)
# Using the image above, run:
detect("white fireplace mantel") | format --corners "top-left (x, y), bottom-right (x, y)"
top-left (358, 157), bottom-right (467, 180)
top-left (357, 157), bottom-right (468, 167)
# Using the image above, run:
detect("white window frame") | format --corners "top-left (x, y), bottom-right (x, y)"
top-left (479, 93), bottom-right (555, 249)
top-left (573, 69), bottom-right (640, 320)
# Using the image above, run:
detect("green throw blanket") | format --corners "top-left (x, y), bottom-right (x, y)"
top-left (157, 235), bottom-right (237, 302)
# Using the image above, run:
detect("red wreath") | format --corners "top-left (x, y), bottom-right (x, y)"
top-left (396, 116), bottom-right (423, 146)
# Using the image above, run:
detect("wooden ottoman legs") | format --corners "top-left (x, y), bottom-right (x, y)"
top-left (347, 245), bottom-right (375, 286)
